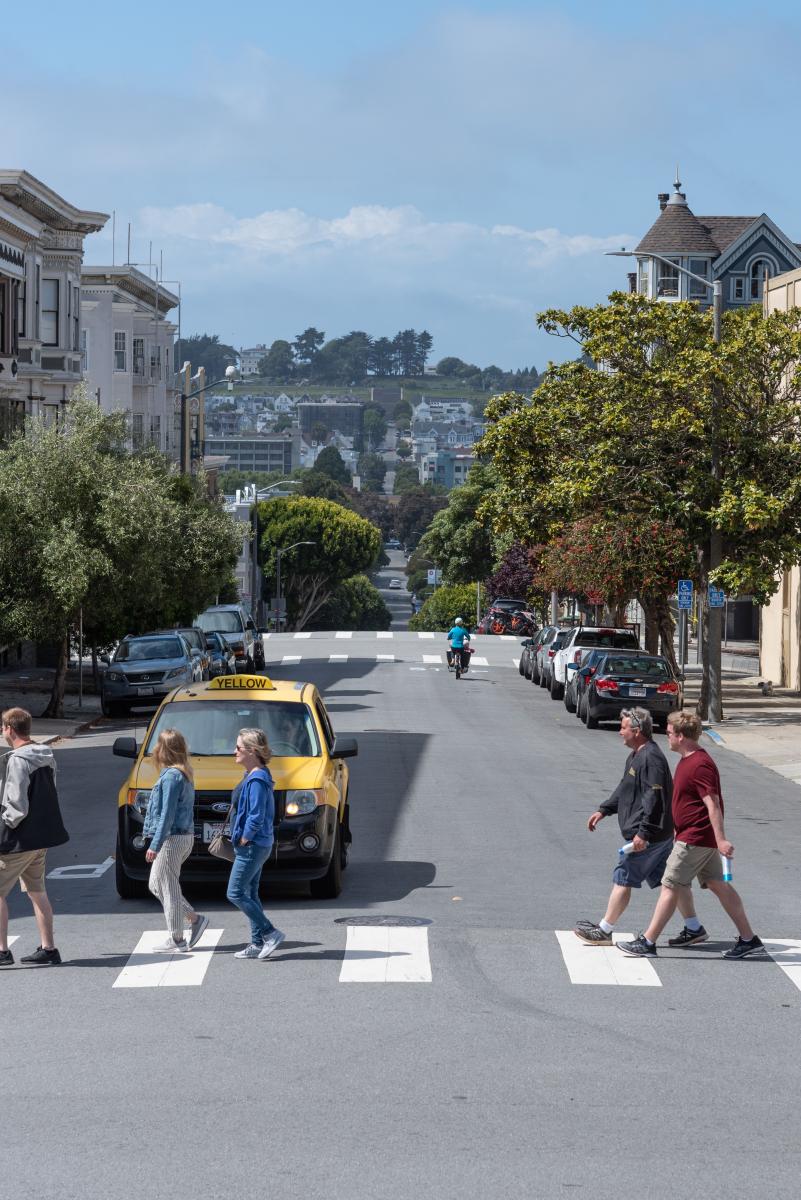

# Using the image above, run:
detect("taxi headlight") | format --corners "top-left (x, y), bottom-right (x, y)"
top-left (128, 789), bottom-right (151, 818)
top-left (284, 789), bottom-right (323, 816)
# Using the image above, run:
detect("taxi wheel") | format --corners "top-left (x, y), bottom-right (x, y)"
top-left (309, 825), bottom-right (343, 899)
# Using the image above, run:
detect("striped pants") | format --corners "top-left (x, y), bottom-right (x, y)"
top-left (148, 834), bottom-right (194, 940)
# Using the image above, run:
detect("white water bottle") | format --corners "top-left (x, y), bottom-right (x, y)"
top-left (721, 855), bottom-right (733, 882)
top-left (618, 841), bottom-right (636, 860)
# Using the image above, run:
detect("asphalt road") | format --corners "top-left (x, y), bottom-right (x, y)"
top-left (374, 547), bottom-right (411, 629)
top-left (5, 631), bottom-right (801, 1199)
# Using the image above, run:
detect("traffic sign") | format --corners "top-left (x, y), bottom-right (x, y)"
top-left (708, 587), bottom-right (726, 608)
top-left (677, 579), bottom-right (694, 610)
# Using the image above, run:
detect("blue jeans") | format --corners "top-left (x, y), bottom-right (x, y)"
top-left (227, 843), bottom-right (274, 945)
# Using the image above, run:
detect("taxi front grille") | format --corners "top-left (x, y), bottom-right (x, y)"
top-left (194, 790), bottom-right (286, 822)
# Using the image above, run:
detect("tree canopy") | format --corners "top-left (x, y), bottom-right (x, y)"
top-left (314, 445), bottom-right (351, 485)
top-left (418, 463), bottom-right (497, 584)
top-left (178, 333), bottom-right (238, 382)
top-left (409, 583), bottom-right (480, 632)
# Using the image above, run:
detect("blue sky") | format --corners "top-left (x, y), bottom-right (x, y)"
top-left (7, 1), bottom-right (801, 368)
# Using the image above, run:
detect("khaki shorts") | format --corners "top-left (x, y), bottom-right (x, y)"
top-left (662, 841), bottom-right (723, 890)
top-left (0, 848), bottom-right (48, 898)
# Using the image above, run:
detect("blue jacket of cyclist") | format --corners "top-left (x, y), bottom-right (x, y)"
top-left (446, 619), bottom-right (471, 650)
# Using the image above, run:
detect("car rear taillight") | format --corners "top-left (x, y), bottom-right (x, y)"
top-left (657, 681), bottom-right (679, 694)
top-left (573, 650), bottom-right (582, 663)
top-left (595, 678), bottom-right (619, 692)
top-left (547, 648), bottom-right (556, 658)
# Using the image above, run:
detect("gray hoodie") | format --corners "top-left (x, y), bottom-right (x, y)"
top-left (0, 742), bottom-right (68, 853)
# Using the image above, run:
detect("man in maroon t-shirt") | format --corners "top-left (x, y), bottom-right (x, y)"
top-left (618, 709), bottom-right (763, 960)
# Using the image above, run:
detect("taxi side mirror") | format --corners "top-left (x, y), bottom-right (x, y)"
top-left (113, 736), bottom-right (138, 759)
top-left (332, 735), bottom-right (358, 759)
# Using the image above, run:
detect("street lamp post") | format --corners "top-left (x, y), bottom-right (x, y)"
top-left (179, 363), bottom-right (239, 473)
top-left (275, 541), bottom-right (316, 631)
top-left (607, 249), bottom-right (723, 722)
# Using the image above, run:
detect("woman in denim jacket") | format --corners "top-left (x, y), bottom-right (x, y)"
top-left (228, 727), bottom-right (285, 961)
top-left (143, 729), bottom-right (207, 953)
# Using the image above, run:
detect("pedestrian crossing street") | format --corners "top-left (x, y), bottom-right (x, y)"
top-left (25, 923), bottom-right (799, 994)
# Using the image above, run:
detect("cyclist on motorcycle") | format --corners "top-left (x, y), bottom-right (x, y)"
top-left (446, 618), bottom-right (471, 671)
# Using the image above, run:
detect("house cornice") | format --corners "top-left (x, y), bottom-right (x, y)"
top-left (80, 265), bottom-right (179, 313)
top-left (0, 170), bottom-right (108, 234)
top-left (0, 196), bottom-right (44, 242)
top-left (713, 214), bottom-right (801, 276)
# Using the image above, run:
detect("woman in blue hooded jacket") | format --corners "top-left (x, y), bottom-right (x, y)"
top-left (228, 727), bottom-right (285, 961)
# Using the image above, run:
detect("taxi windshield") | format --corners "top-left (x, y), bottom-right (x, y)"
top-left (144, 699), bottom-right (321, 758)
top-left (115, 638), bottom-right (184, 662)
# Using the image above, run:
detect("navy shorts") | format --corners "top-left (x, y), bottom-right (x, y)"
top-left (612, 839), bottom-right (672, 889)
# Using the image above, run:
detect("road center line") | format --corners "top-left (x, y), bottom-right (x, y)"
top-left (555, 931), bottom-right (662, 986)
top-left (113, 929), bottom-right (223, 988)
top-left (339, 925), bottom-right (432, 982)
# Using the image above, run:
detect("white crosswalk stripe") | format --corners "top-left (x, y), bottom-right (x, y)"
top-left (555, 931), bottom-right (661, 986)
top-left (471, 656), bottom-right (489, 666)
top-left (329, 654), bottom-right (348, 663)
top-left (294, 632), bottom-right (311, 639)
top-left (764, 939), bottom-right (801, 992)
top-left (422, 654), bottom-right (442, 664)
top-left (339, 925), bottom-right (432, 982)
top-left (376, 654), bottom-right (395, 662)
top-left (335, 631), bottom-right (352, 638)
top-left (113, 929), bottom-right (223, 988)
top-left (418, 632), bottom-right (435, 639)
top-left (513, 658), bottom-right (520, 668)
top-left (377, 631), bottom-right (393, 638)
top-left (281, 655), bottom-right (301, 665)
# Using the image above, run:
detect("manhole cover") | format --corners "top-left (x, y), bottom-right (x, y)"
top-left (334, 915), bottom-right (432, 927)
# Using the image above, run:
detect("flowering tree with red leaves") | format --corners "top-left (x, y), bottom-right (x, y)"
top-left (536, 515), bottom-right (695, 670)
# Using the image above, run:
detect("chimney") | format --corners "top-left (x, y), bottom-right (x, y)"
top-left (658, 193), bottom-right (669, 210)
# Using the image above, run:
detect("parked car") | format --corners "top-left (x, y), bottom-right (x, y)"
top-left (101, 634), bottom-right (197, 718)
top-left (152, 626), bottom-right (212, 681)
top-left (566, 647), bottom-right (648, 715)
top-left (535, 627), bottom-right (571, 689)
top-left (549, 626), bottom-right (641, 701)
top-left (205, 631), bottom-right (237, 678)
top-left (388, 578), bottom-right (403, 589)
top-left (519, 627), bottom-right (551, 678)
top-left (195, 604), bottom-right (258, 673)
top-left (579, 652), bottom-right (682, 730)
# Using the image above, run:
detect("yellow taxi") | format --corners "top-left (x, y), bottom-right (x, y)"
top-left (112, 674), bottom-right (356, 900)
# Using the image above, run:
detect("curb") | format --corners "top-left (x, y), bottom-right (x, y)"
top-left (703, 728), bottom-right (724, 745)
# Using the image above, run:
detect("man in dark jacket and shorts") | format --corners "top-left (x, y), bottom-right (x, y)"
top-left (617, 709), bottom-right (762, 960)
top-left (574, 707), bottom-right (698, 945)
top-left (0, 707), bottom-right (69, 966)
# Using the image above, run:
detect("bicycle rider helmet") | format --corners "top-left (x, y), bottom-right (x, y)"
top-left (454, 617), bottom-right (464, 625)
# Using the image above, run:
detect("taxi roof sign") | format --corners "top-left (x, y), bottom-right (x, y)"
top-left (207, 674), bottom-right (275, 691)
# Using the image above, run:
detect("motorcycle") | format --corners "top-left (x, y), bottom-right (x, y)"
top-left (447, 644), bottom-right (474, 679)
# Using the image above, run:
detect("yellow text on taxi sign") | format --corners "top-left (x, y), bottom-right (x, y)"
top-left (207, 674), bottom-right (276, 691)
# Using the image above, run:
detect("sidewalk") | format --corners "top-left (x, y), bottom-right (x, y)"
top-left (0, 666), bottom-right (101, 744)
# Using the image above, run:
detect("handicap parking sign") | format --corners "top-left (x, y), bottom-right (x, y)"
top-left (677, 579), bottom-right (694, 610)
top-left (708, 587), bottom-right (726, 608)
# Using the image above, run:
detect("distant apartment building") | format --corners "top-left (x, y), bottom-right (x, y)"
top-left (420, 449), bottom-right (476, 489)
top-left (81, 265), bottom-right (179, 455)
top-left (239, 344), bottom-right (267, 375)
top-left (296, 397), bottom-right (364, 439)
top-left (0, 169), bottom-right (108, 443)
top-left (203, 428), bottom-right (301, 475)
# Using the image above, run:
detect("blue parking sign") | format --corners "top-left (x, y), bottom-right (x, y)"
top-left (677, 579), bottom-right (694, 610)
top-left (708, 587), bottom-right (726, 608)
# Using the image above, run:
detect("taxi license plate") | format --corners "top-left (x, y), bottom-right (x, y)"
top-left (202, 822), bottom-right (225, 843)
top-left (629, 686), bottom-right (647, 697)
top-left (137, 686), bottom-right (155, 695)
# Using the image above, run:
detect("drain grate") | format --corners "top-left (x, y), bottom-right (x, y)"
top-left (334, 915), bottom-right (432, 928)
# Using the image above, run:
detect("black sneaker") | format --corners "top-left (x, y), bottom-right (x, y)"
top-left (668, 925), bottom-right (709, 947)
top-left (617, 933), bottom-right (657, 957)
top-left (722, 935), bottom-right (764, 960)
top-left (574, 923), bottom-right (613, 945)
top-left (20, 946), bottom-right (62, 966)
top-left (0, 949), bottom-right (14, 967)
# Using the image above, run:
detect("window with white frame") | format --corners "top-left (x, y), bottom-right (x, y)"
top-left (132, 337), bottom-right (145, 375)
top-left (150, 344), bottom-right (161, 379)
top-left (688, 258), bottom-right (710, 299)
top-left (131, 413), bottom-right (144, 448)
top-left (731, 277), bottom-right (745, 301)
top-left (150, 414), bottom-right (161, 446)
top-left (114, 331), bottom-right (127, 372)
top-left (80, 328), bottom-right (89, 371)
top-left (656, 258), bottom-right (680, 297)
top-left (637, 259), bottom-right (650, 295)
top-left (41, 279), bottom-right (59, 345)
top-left (749, 259), bottom-right (771, 301)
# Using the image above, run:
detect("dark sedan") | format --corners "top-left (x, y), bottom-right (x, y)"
top-left (205, 631), bottom-right (236, 677)
top-left (579, 653), bottom-right (682, 730)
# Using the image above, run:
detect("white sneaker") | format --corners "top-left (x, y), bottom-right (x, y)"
top-left (234, 943), bottom-right (262, 959)
top-left (258, 930), bottom-right (286, 960)
top-left (153, 937), bottom-right (189, 954)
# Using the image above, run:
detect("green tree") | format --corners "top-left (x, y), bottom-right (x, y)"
top-left (292, 327), bottom-right (325, 372)
top-left (419, 463), bottom-right (497, 583)
top-left (409, 583), bottom-right (480, 631)
top-left (0, 394), bottom-right (239, 716)
top-left (363, 407), bottom-right (388, 450)
top-left (314, 445), bottom-right (351, 485)
top-left (395, 439), bottom-right (412, 460)
top-left (299, 471), bottom-right (351, 503)
top-left (314, 574), bottom-right (391, 630)
top-left (370, 337), bottom-right (396, 377)
top-left (395, 487), bottom-right (448, 548)
top-left (257, 496), bottom-right (381, 629)
top-left (393, 463), bottom-right (421, 494)
top-left (178, 333), bottom-right (238, 381)
top-left (357, 451), bottom-right (387, 492)
top-left (348, 491), bottom-right (395, 539)
top-left (479, 293), bottom-right (801, 715)
top-left (311, 420), bottom-right (329, 444)
top-left (258, 339), bottom-right (295, 382)
top-left (393, 399), bottom-right (412, 425)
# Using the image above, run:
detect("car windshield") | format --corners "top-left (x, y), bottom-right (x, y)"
top-left (552, 631), bottom-right (569, 649)
top-left (196, 611), bottom-right (242, 635)
top-left (115, 638), bottom-right (184, 662)
top-left (144, 700), bottom-right (321, 758)
top-left (602, 657), bottom-right (670, 678)
top-left (577, 630), bottom-right (639, 649)
top-left (206, 633), bottom-right (224, 651)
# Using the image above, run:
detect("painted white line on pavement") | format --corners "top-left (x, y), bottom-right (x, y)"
top-left (422, 654), bottom-right (442, 664)
top-left (377, 631), bottom-right (394, 638)
top-left (418, 632), bottom-right (435, 639)
top-left (471, 656), bottom-right (489, 666)
top-left (339, 925), bottom-right (432, 982)
top-left (376, 654), bottom-right (395, 662)
top-left (282, 655), bottom-right (302, 665)
top-left (335, 631), bottom-right (352, 638)
top-left (329, 655), bottom-right (349, 663)
top-left (555, 931), bottom-right (662, 987)
top-left (763, 940), bottom-right (801, 991)
top-left (410, 667), bottom-right (426, 671)
top-left (5, 936), bottom-right (19, 950)
top-left (513, 659), bottom-right (520, 669)
top-left (500, 635), bottom-right (517, 642)
top-left (113, 929), bottom-right (223, 989)
top-left (294, 632), bottom-right (311, 639)
top-left (47, 856), bottom-right (114, 880)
